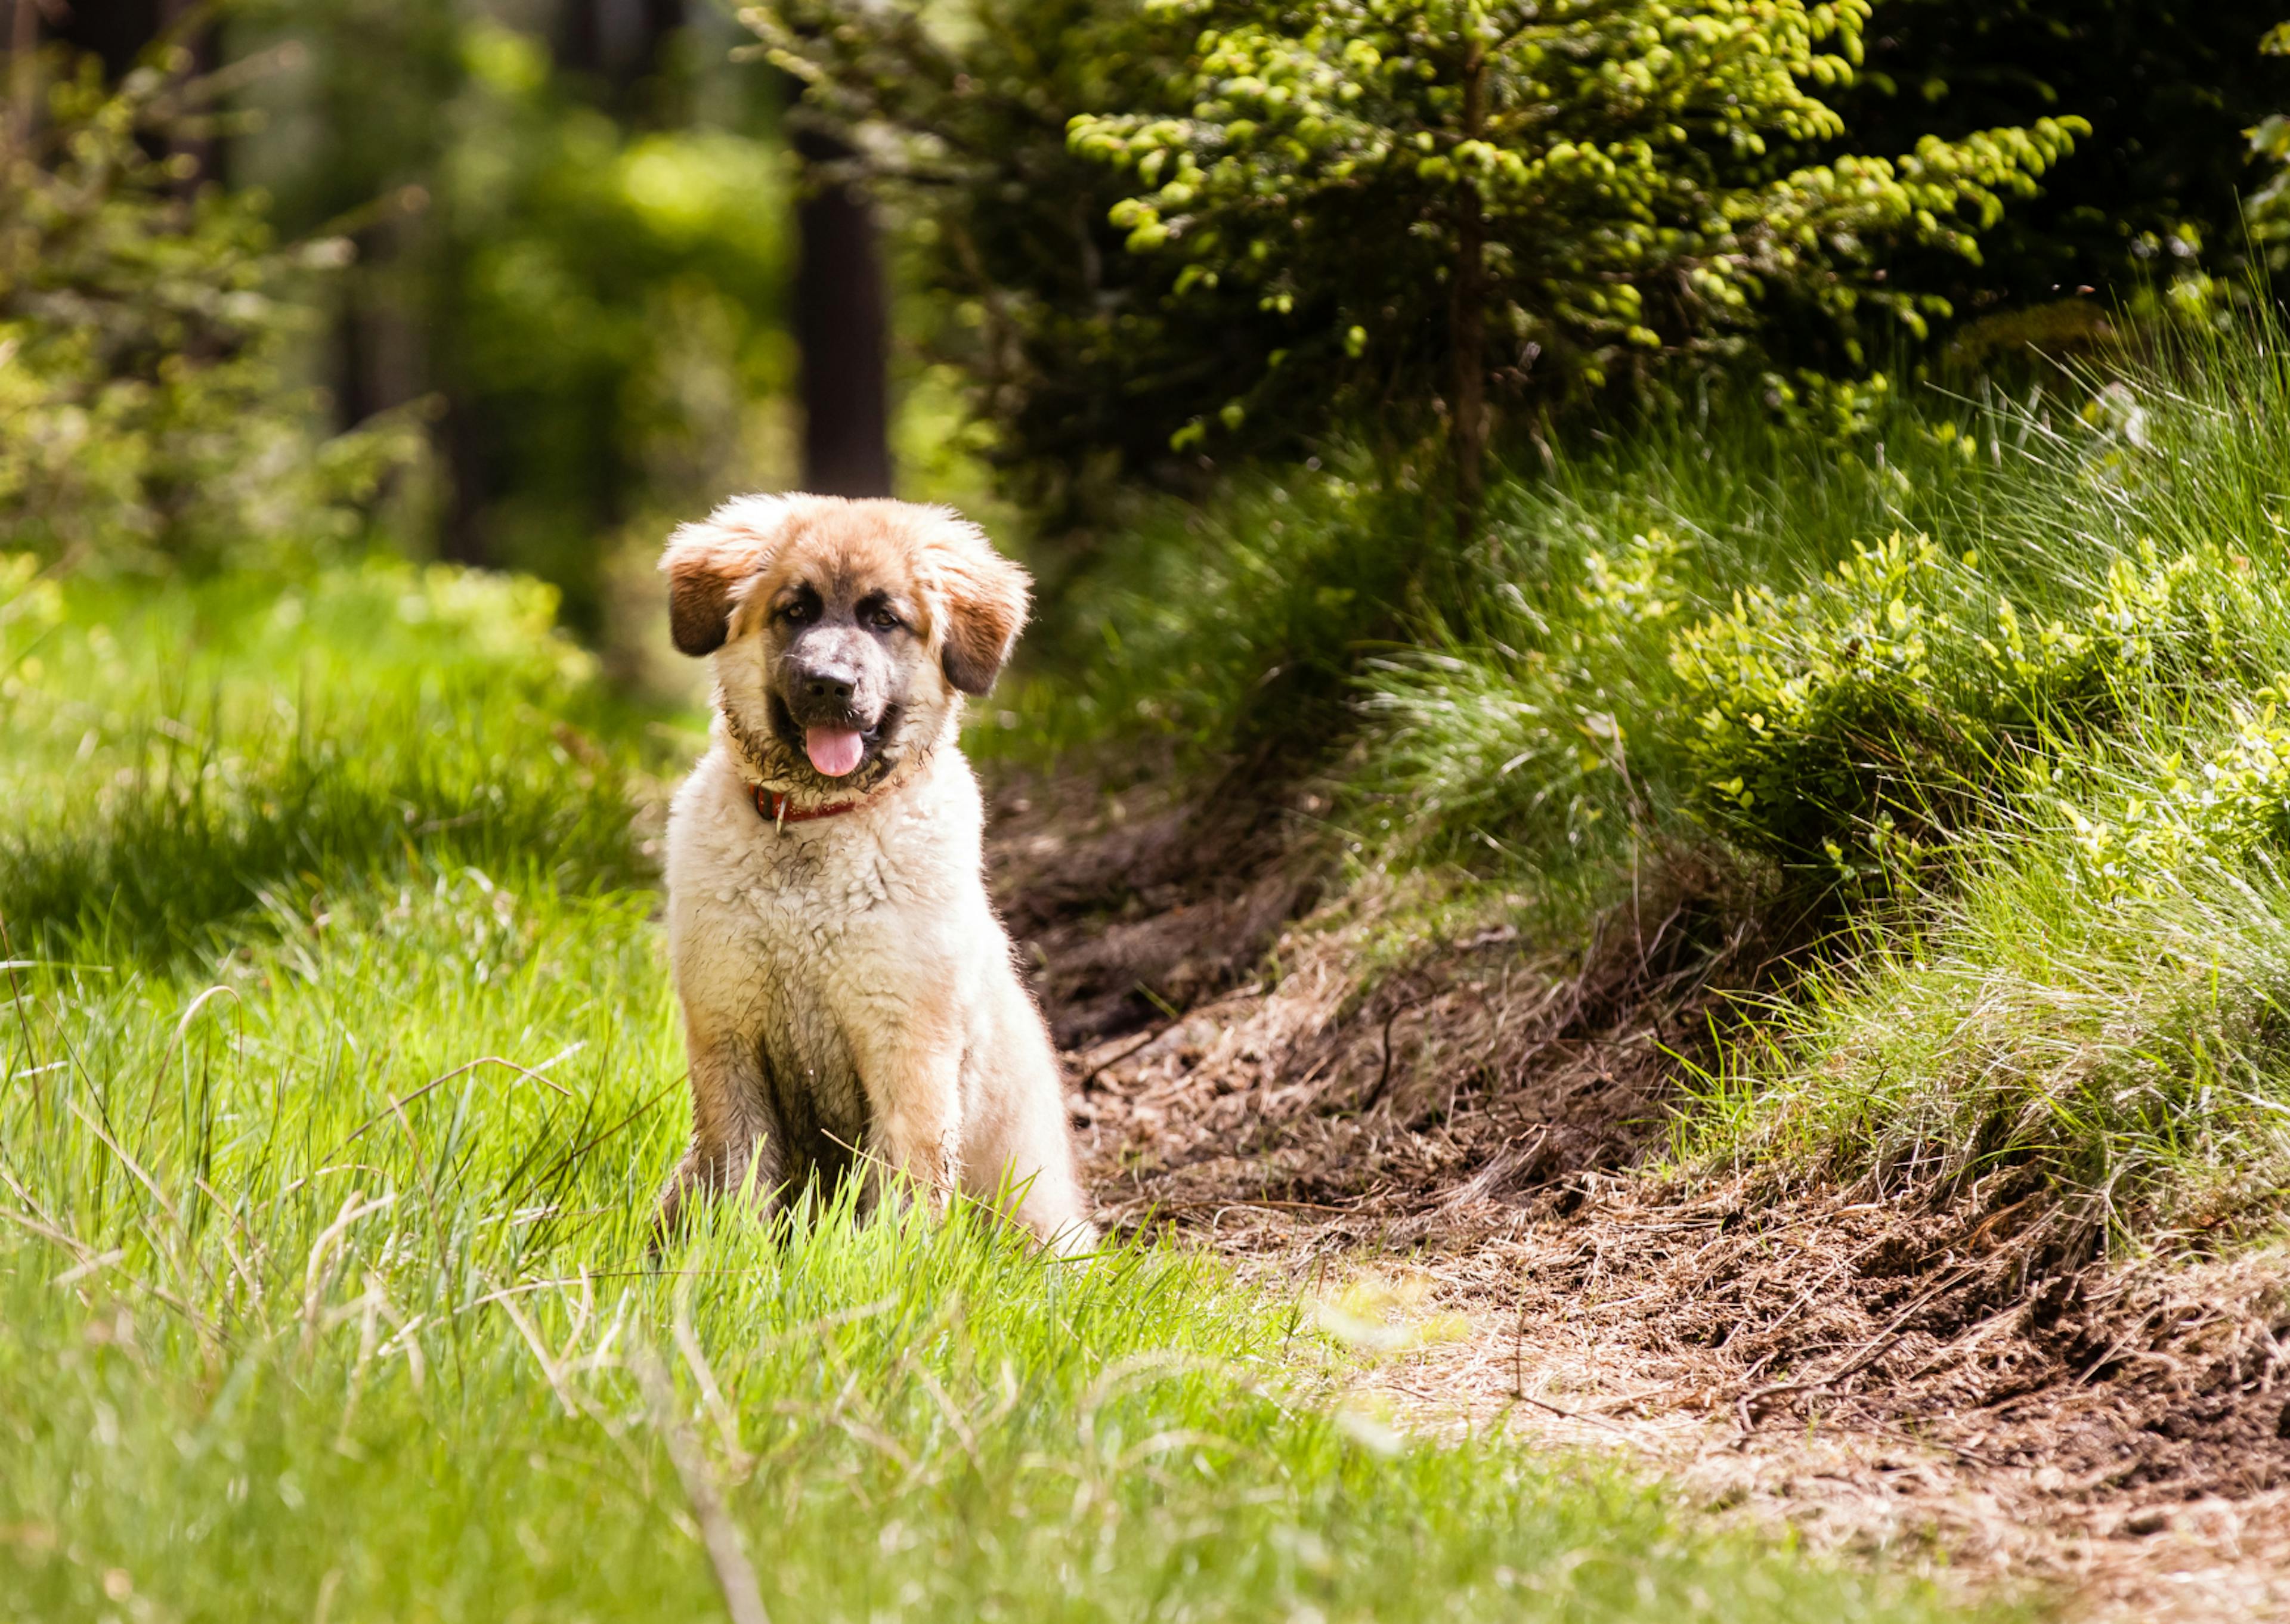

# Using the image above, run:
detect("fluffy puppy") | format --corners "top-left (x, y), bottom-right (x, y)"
top-left (654, 492), bottom-right (1094, 1254)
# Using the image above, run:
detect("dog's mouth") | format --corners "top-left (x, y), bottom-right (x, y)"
top-left (770, 693), bottom-right (899, 782)
top-left (803, 724), bottom-right (868, 777)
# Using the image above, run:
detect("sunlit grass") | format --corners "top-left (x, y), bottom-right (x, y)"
top-left (1355, 320), bottom-right (2290, 1234)
top-left (0, 559), bottom-right (663, 960)
top-left (1670, 830), bottom-right (2290, 1247)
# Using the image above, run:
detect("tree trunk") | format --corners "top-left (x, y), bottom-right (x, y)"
top-left (558, 0), bottom-right (685, 105)
top-left (7, 0), bottom-right (42, 150)
top-left (792, 125), bottom-right (893, 498)
top-left (1449, 45), bottom-right (1489, 542)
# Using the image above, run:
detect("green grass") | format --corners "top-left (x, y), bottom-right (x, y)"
top-left (0, 558), bottom-right (666, 961)
top-left (1350, 320), bottom-right (2290, 1235)
top-left (0, 560), bottom-right (1999, 1622)
top-left (973, 461), bottom-right (1434, 776)
top-left (1676, 846), bottom-right (2290, 1247)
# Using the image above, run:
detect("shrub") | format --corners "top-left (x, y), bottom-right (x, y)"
top-left (1357, 318), bottom-right (2290, 910)
top-left (1665, 528), bottom-right (2277, 884)
top-left (1072, 0), bottom-right (2087, 513)
top-left (1830, 1), bottom-right (2290, 318)
top-left (1350, 377), bottom-right (2000, 879)
top-left (763, 0), bottom-right (2083, 515)
top-left (0, 44), bottom-right (413, 569)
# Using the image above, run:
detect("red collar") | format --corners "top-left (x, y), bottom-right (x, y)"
top-left (752, 780), bottom-right (874, 830)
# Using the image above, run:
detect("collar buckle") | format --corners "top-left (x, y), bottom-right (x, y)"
top-left (753, 780), bottom-right (869, 832)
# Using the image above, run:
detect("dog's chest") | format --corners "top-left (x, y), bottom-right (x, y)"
top-left (667, 754), bottom-right (980, 1109)
top-left (686, 814), bottom-right (955, 1052)
top-left (718, 826), bottom-right (920, 963)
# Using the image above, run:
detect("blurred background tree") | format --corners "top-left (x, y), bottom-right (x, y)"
top-left (13, 0), bottom-right (830, 655)
top-left (231, 0), bottom-right (797, 637)
top-left (0, 7), bottom-right (413, 571)
top-left (4, 0), bottom-right (2287, 666)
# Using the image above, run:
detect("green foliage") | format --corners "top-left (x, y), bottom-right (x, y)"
top-left (0, 44), bottom-right (413, 569)
top-left (2245, 22), bottom-right (2290, 268)
top-left (1663, 529), bottom-right (2188, 875)
top-left (745, 0), bottom-right (1228, 515)
top-left (976, 458), bottom-right (1423, 768)
top-left (1344, 311), bottom-right (2290, 1225)
top-left (773, 0), bottom-right (2083, 496)
top-left (432, 21), bottom-right (791, 625)
top-left (1351, 375), bottom-right (2000, 882)
top-left (1075, 0), bottom-right (2080, 459)
top-left (1825, 1), bottom-right (2290, 330)
top-left (1358, 322), bottom-right (2290, 894)
top-left (233, 2), bottom-right (791, 629)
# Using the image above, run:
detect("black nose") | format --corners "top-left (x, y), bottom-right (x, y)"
top-left (802, 667), bottom-right (856, 704)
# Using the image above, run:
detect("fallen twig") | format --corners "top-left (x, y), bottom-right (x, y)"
top-left (1736, 1262), bottom-right (1979, 1431)
top-left (636, 1349), bottom-right (772, 1624)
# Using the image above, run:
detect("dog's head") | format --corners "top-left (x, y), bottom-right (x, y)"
top-left (660, 494), bottom-right (1028, 791)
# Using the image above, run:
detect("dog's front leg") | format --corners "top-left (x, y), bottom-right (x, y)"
top-left (656, 1020), bottom-right (784, 1242)
top-left (844, 993), bottom-right (963, 1217)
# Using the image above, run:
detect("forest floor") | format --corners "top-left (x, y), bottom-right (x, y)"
top-left (991, 770), bottom-right (2290, 1623)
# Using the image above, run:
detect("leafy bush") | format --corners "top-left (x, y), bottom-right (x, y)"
top-left (2246, 23), bottom-right (2290, 270)
top-left (1670, 530), bottom-right (2270, 889)
top-left (0, 44), bottom-right (413, 569)
top-left (1355, 310), bottom-right (2290, 902)
top-left (1350, 374), bottom-right (2007, 874)
top-left (1073, 0), bottom-right (2082, 501)
top-left (765, 0), bottom-right (2082, 511)
top-left (1667, 532), bottom-right (2016, 875)
top-left (1830, 1), bottom-right (2290, 321)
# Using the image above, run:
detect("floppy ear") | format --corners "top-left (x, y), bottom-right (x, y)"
top-left (659, 495), bottom-right (793, 657)
top-left (929, 518), bottom-right (1031, 695)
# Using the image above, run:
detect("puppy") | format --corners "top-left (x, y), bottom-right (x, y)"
top-left (654, 492), bottom-right (1095, 1254)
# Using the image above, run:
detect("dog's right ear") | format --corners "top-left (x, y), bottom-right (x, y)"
top-left (660, 496), bottom-right (793, 657)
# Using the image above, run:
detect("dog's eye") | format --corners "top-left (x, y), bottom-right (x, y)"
top-left (781, 599), bottom-right (813, 624)
top-left (867, 605), bottom-right (901, 633)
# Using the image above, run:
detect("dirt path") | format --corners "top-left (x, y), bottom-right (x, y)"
top-left (988, 773), bottom-right (2290, 1620)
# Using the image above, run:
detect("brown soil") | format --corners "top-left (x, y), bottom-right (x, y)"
top-left (988, 771), bottom-right (2290, 1622)
top-left (988, 763), bottom-right (1329, 1048)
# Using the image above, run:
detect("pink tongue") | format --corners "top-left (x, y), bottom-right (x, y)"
top-left (804, 726), bottom-right (865, 777)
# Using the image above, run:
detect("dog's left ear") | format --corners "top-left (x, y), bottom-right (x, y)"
top-left (659, 495), bottom-right (793, 657)
top-left (928, 518), bottom-right (1031, 695)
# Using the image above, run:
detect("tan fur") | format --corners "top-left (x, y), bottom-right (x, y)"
top-left (655, 493), bottom-right (1094, 1253)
